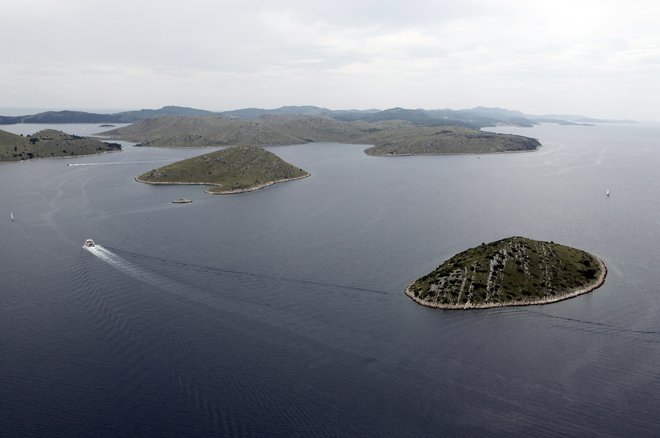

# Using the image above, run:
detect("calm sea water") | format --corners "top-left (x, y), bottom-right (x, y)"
top-left (1, 122), bottom-right (659, 437)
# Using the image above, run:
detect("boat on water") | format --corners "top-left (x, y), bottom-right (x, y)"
top-left (10, 211), bottom-right (14, 222)
top-left (83, 239), bottom-right (96, 248)
top-left (172, 198), bottom-right (193, 204)
top-left (606, 188), bottom-right (610, 197)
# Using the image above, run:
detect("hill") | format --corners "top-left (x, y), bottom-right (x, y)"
top-left (117, 105), bottom-right (216, 120)
top-left (0, 129), bottom-right (121, 161)
top-left (220, 105), bottom-right (333, 120)
top-left (406, 236), bottom-right (606, 309)
top-left (136, 145), bottom-right (309, 194)
top-left (102, 115), bottom-right (316, 147)
top-left (0, 106), bottom-right (215, 125)
top-left (1, 105), bottom-right (629, 128)
top-left (0, 111), bottom-right (135, 125)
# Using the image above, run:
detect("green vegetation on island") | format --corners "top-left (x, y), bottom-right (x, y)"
top-left (104, 115), bottom-right (314, 147)
top-left (0, 129), bottom-right (121, 161)
top-left (101, 115), bottom-right (540, 155)
top-left (362, 125), bottom-right (540, 155)
top-left (136, 145), bottom-right (309, 194)
top-left (406, 237), bottom-right (606, 309)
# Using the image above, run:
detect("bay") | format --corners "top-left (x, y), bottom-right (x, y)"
top-left (1, 122), bottom-right (659, 436)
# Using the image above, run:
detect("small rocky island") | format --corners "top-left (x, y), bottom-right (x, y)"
top-left (406, 237), bottom-right (606, 309)
top-left (136, 145), bottom-right (309, 194)
top-left (0, 129), bottom-right (121, 161)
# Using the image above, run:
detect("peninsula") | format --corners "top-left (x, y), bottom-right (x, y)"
top-left (100, 115), bottom-right (540, 155)
top-left (136, 145), bottom-right (309, 194)
top-left (406, 237), bottom-right (606, 309)
top-left (0, 129), bottom-right (121, 161)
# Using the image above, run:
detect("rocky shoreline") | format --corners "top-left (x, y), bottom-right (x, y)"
top-left (366, 145), bottom-right (542, 157)
top-left (405, 255), bottom-right (607, 310)
top-left (135, 173), bottom-right (310, 195)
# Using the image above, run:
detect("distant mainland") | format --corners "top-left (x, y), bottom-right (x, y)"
top-left (406, 237), bottom-right (606, 309)
top-left (0, 105), bottom-right (634, 127)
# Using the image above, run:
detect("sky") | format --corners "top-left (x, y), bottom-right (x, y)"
top-left (2, 0), bottom-right (659, 120)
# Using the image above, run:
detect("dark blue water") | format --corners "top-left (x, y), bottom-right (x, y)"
top-left (1, 123), bottom-right (659, 437)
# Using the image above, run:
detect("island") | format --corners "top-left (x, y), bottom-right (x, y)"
top-left (0, 128), bottom-right (121, 162)
top-left (100, 115), bottom-right (541, 155)
top-left (362, 125), bottom-right (540, 155)
top-left (136, 145), bottom-right (310, 194)
top-left (406, 236), bottom-right (606, 309)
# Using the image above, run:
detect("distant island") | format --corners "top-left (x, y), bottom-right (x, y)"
top-left (0, 129), bottom-right (121, 161)
top-left (100, 115), bottom-right (541, 155)
top-left (406, 236), bottom-right (606, 309)
top-left (0, 106), bottom-right (216, 125)
top-left (136, 145), bottom-right (309, 194)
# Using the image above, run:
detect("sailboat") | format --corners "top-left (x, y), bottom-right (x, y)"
top-left (10, 211), bottom-right (14, 222)
top-left (606, 188), bottom-right (610, 197)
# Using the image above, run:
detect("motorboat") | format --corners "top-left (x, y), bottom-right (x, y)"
top-left (83, 239), bottom-right (96, 248)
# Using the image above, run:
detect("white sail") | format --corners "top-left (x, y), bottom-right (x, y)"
top-left (10, 211), bottom-right (14, 221)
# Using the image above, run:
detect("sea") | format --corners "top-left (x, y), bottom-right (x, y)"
top-left (1, 122), bottom-right (659, 437)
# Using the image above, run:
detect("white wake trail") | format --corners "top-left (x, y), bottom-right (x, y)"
top-left (84, 245), bottom-right (188, 294)
top-left (68, 160), bottom-right (172, 167)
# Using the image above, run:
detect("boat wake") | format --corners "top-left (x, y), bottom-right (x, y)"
top-left (67, 160), bottom-right (172, 167)
top-left (84, 245), bottom-right (192, 295)
top-left (103, 245), bottom-right (389, 297)
top-left (84, 243), bottom-right (391, 324)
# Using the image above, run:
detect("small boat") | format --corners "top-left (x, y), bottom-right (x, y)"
top-left (172, 198), bottom-right (193, 204)
top-left (10, 211), bottom-right (14, 222)
top-left (606, 188), bottom-right (610, 197)
top-left (83, 239), bottom-right (96, 248)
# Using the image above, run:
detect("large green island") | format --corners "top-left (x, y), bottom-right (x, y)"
top-left (136, 145), bottom-right (309, 194)
top-left (406, 237), bottom-right (606, 309)
top-left (0, 129), bottom-right (121, 161)
top-left (100, 115), bottom-right (540, 155)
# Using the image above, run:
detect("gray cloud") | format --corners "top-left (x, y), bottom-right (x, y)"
top-left (1, 0), bottom-right (659, 120)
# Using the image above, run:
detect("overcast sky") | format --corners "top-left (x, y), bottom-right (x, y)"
top-left (2, 0), bottom-right (659, 120)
